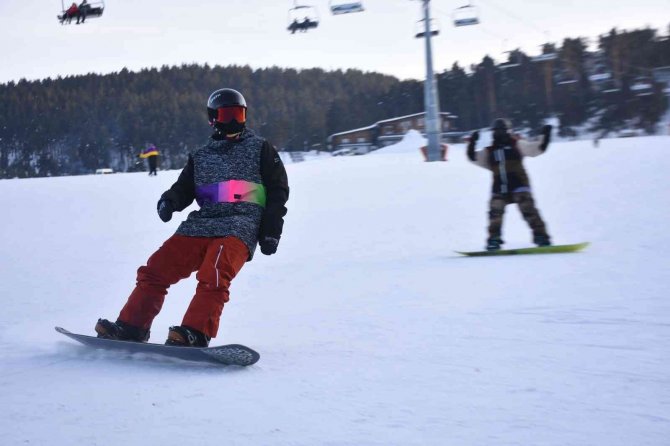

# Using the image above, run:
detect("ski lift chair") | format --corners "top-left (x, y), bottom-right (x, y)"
top-left (58, 0), bottom-right (104, 24)
top-left (287, 4), bottom-right (320, 33)
top-left (415, 18), bottom-right (440, 39)
top-left (330, 1), bottom-right (364, 15)
top-left (453, 3), bottom-right (479, 27)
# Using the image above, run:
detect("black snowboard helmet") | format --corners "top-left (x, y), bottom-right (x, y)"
top-left (491, 118), bottom-right (512, 143)
top-left (491, 118), bottom-right (511, 132)
top-left (207, 88), bottom-right (247, 135)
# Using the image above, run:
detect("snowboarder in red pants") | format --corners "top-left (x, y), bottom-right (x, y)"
top-left (467, 118), bottom-right (552, 251)
top-left (96, 88), bottom-right (289, 346)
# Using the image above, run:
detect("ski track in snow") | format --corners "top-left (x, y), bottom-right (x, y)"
top-left (1, 135), bottom-right (669, 445)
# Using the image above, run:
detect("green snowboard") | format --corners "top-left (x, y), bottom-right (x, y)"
top-left (456, 242), bottom-right (589, 257)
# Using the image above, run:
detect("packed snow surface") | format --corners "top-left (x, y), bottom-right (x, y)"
top-left (1, 135), bottom-right (669, 445)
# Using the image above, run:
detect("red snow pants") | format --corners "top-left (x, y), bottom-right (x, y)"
top-left (118, 235), bottom-right (249, 338)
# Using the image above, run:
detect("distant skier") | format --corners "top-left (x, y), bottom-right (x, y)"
top-left (96, 88), bottom-right (289, 347)
top-left (467, 118), bottom-right (552, 251)
top-left (139, 143), bottom-right (160, 176)
top-left (77, 0), bottom-right (89, 24)
top-left (60, 3), bottom-right (78, 24)
top-left (289, 19), bottom-right (299, 34)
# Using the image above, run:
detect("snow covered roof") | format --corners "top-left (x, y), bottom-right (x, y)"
top-left (375, 111), bottom-right (457, 125)
top-left (329, 124), bottom-right (377, 138)
top-left (329, 111), bottom-right (458, 140)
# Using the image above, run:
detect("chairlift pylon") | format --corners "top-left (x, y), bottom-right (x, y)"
top-left (287, 2), bottom-right (320, 34)
top-left (453, 2), bottom-right (479, 27)
top-left (58, 0), bottom-right (105, 25)
top-left (415, 18), bottom-right (440, 39)
top-left (329, 1), bottom-right (364, 15)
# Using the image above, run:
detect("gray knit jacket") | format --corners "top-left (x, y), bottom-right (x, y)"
top-left (161, 129), bottom-right (289, 260)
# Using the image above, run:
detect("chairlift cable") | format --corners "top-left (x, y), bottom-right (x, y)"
top-left (476, 24), bottom-right (508, 42)
top-left (476, 0), bottom-right (549, 38)
top-left (432, 4), bottom-right (527, 68)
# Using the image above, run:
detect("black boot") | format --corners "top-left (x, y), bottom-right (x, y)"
top-left (486, 236), bottom-right (504, 251)
top-left (165, 325), bottom-right (210, 347)
top-left (533, 234), bottom-right (551, 247)
top-left (95, 319), bottom-right (150, 342)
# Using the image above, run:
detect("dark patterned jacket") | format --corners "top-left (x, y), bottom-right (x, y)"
top-left (467, 133), bottom-right (549, 195)
top-left (161, 128), bottom-right (289, 260)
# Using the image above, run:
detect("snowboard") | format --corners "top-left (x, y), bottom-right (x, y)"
top-left (55, 326), bottom-right (260, 366)
top-left (456, 242), bottom-right (589, 257)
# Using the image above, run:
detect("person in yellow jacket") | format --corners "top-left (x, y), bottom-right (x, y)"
top-left (139, 143), bottom-right (160, 176)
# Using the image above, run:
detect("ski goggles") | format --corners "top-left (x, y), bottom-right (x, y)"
top-left (208, 106), bottom-right (246, 124)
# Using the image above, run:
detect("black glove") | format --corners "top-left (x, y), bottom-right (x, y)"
top-left (540, 125), bottom-right (552, 150)
top-left (470, 130), bottom-right (479, 143)
top-left (259, 236), bottom-right (279, 255)
top-left (157, 199), bottom-right (174, 222)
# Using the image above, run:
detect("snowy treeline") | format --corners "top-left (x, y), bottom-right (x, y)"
top-left (1, 25), bottom-right (668, 178)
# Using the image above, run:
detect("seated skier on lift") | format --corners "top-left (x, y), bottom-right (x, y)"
top-left (60, 2), bottom-right (78, 24)
top-left (289, 18), bottom-right (300, 34)
top-left (301, 16), bottom-right (318, 31)
top-left (77, 0), bottom-right (90, 24)
top-left (288, 16), bottom-right (317, 34)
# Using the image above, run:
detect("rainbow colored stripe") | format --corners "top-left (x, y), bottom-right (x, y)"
top-left (196, 180), bottom-right (266, 207)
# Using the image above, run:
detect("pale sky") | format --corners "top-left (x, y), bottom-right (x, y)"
top-left (1, 0), bottom-right (668, 84)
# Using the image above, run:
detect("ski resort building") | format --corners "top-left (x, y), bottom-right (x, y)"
top-left (652, 66), bottom-right (670, 96)
top-left (327, 112), bottom-right (461, 154)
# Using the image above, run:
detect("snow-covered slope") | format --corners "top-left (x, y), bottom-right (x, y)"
top-left (1, 135), bottom-right (669, 445)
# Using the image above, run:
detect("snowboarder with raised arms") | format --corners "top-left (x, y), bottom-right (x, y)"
top-left (95, 88), bottom-right (289, 347)
top-left (467, 118), bottom-right (552, 251)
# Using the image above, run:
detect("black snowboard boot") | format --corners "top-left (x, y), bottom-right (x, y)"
top-left (165, 325), bottom-right (210, 348)
top-left (533, 234), bottom-right (551, 247)
top-left (486, 236), bottom-right (504, 251)
top-left (95, 319), bottom-right (150, 342)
